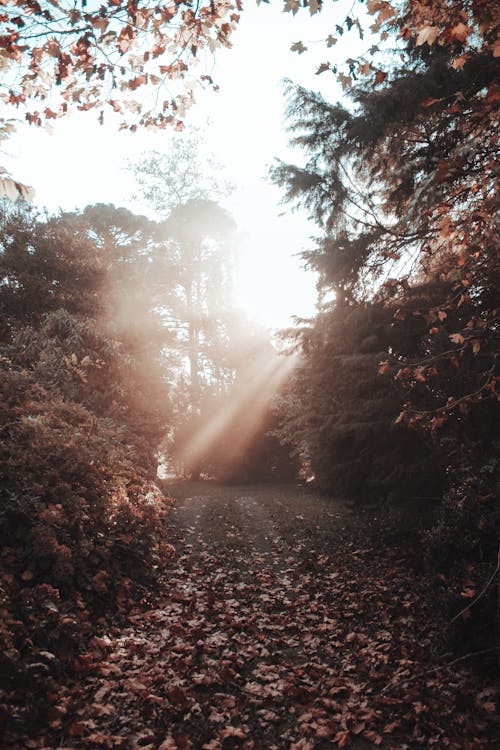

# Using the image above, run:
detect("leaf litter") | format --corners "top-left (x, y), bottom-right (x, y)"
top-left (8, 483), bottom-right (498, 749)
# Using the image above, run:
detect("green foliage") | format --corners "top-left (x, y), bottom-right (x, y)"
top-left (0, 204), bottom-right (104, 329)
top-left (275, 302), bottom-right (443, 502)
top-left (0, 205), bottom-right (173, 733)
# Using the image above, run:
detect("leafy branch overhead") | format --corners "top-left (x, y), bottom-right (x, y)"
top-left (0, 0), bottom-right (241, 132)
top-left (287, 0), bottom-right (499, 92)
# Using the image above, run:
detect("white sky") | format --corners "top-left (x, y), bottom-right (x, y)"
top-left (3, 0), bottom-right (368, 329)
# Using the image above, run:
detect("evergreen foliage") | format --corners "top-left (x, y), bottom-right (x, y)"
top-left (274, 301), bottom-right (442, 502)
top-left (271, 1), bottom-right (499, 650)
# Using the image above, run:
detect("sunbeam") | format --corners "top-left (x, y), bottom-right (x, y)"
top-left (174, 347), bottom-right (297, 479)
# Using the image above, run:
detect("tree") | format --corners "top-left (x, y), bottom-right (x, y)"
top-left (0, 203), bottom-right (177, 730)
top-left (272, 0), bottom-right (499, 422)
top-left (128, 130), bottom-right (232, 215)
top-left (272, 0), bottom-right (499, 648)
top-left (128, 133), bottom-right (241, 477)
top-left (0, 202), bottom-right (104, 329)
top-left (274, 299), bottom-right (443, 502)
top-left (172, 319), bottom-right (299, 482)
top-left (0, 202), bottom-right (172, 450)
top-left (158, 198), bottom-right (236, 406)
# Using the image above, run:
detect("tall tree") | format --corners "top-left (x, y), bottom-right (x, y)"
top-left (271, 2), bottom-right (499, 430)
top-left (272, 0), bottom-right (499, 647)
top-left (129, 133), bottom-right (239, 451)
top-left (274, 299), bottom-right (443, 501)
top-left (160, 197), bottom-right (237, 410)
top-left (0, 204), bottom-right (175, 726)
top-left (128, 130), bottom-right (232, 215)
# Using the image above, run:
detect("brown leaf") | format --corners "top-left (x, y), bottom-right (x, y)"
top-left (416, 26), bottom-right (439, 46)
top-left (450, 22), bottom-right (470, 43)
top-left (363, 730), bottom-right (383, 745)
top-left (333, 729), bottom-right (351, 748)
top-left (220, 726), bottom-right (246, 739)
top-left (451, 54), bottom-right (468, 69)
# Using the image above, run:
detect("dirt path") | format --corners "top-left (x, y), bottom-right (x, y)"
top-left (16, 483), bottom-right (498, 749)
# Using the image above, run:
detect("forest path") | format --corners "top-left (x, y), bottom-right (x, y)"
top-left (29, 483), bottom-right (496, 750)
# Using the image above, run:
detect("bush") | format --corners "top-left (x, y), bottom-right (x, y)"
top-left (0, 205), bottom-right (174, 738)
top-left (0, 359), bottom-right (173, 733)
top-left (422, 446), bottom-right (500, 654)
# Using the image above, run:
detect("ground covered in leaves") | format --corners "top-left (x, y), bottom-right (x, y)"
top-left (7, 483), bottom-right (499, 749)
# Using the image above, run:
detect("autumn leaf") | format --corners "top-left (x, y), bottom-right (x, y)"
top-left (128, 74), bottom-right (148, 91)
top-left (449, 333), bottom-right (465, 345)
top-left (284, 0), bottom-right (300, 14)
top-left (333, 729), bottom-right (351, 748)
top-left (414, 367), bottom-right (426, 383)
top-left (158, 739), bottom-right (178, 750)
top-left (460, 587), bottom-right (476, 599)
top-left (291, 41), bottom-right (307, 54)
top-left (338, 73), bottom-right (352, 90)
top-left (450, 22), bottom-right (471, 43)
top-left (117, 26), bottom-right (136, 54)
top-left (430, 415), bottom-right (447, 430)
top-left (220, 726), bottom-right (246, 739)
top-left (451, 54), bottom-right (468, 69)
top-left (316, 63), bottom-right (330, 75)
top-left (416, 26), bottom-right (439, 46)
top-left (46, 38), bottom-right (60, 57)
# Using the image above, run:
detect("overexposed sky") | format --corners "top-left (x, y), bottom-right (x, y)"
top-left (3, 0), bottom-right (368, 328)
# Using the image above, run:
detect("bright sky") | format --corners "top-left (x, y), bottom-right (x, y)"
top-left (3, 0), bottom-right (367, 329)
